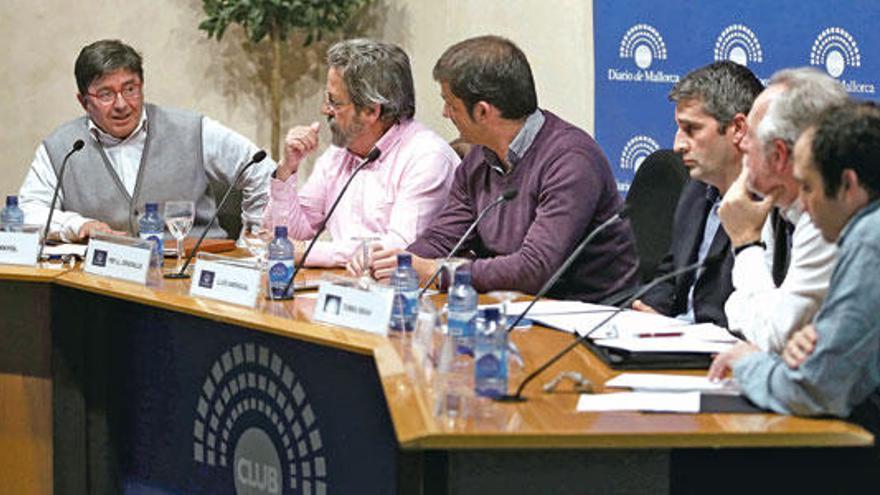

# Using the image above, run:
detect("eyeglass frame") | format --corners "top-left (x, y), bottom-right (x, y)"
top-left (323, 92), bottom-right (353, 112)
top-left (85, 82), bottom-right (143, 104)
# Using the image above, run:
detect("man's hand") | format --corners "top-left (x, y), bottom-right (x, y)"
top-left (718, 168), bottom-right (777, 247)
top-left (783, 324), bottom-right (818, 369)
top-left (368, 248), bottom-right (437, 284)
top-left (631, 299), bottom-right (659, 314)
top-left (275, 122), bottom-right (320, 182)
top-left (707, 341), bottom-right (760, 382)
top-left (76, 221), bottom-right (125, 242)
top-left (345, 241), bottom-right (383, 278)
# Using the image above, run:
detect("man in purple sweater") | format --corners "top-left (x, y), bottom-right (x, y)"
top-left (364, 36), bottom-right (638, 301)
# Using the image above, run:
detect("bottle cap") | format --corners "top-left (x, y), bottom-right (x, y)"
top-left (453, 269), bottom-right (471, 285)
top-left (145, 202), bottom-right (158, 212)
top-left (397, 252), bottom-right (412, 267)
top-left (481, 307), bottom-right (501, 322)
top-left (274, 226), bottom-right (288, 239)
top-left (6, 195), bottom-right (18, 207)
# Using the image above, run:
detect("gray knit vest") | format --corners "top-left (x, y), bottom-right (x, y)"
top-left (42, 103), bottom-right (226, 238)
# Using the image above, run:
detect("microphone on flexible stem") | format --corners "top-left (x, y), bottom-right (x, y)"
top-left (277, 147), bottom-right (382, 297)
top-left (165, 149), bottom-right (267, 279)
top-left (495, 252), bottom-right (722, 402)
top-left (417, 189), bottom-right (518, 299)
top-left (38, 139), bottom-right (85, 261)
top-left (501, 205), bottom-right (631, 334)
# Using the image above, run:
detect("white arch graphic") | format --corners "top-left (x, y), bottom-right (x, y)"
top-left (714, 24), bottom-right (763, 66)
top-left (194, 343), bottom-right (327, 495)
top-left (810, 27), bottom-right (861, 78)
top-left (620, 135), bottom-right (661, 172)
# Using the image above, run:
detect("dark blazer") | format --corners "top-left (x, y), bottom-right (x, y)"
top-left (639, 179), bottom-right (735, 327)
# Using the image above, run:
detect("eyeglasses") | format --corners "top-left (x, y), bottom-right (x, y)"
top-left (323, 93), bottom-right (351, 112)
top-left (86, 83), bottom-right (142, 104)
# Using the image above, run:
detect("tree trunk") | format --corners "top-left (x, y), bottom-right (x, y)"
top-left (270, 26), bottom-right (282, 161)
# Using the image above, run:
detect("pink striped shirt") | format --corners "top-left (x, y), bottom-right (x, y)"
top-left (263, 119), bottom-right (459, 267)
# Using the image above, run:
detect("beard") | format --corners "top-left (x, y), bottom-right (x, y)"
top-left (328, 113), bottom-right (365, 148)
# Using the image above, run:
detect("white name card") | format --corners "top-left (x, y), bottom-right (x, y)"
top-left (313, 277), bottom-right (394, 335)
top-left (84, 236), bottom-right (151, 285)
top-left (190, 257), bottom-right (261, 308)
top-left (0, 227), bottom-right (40, 266)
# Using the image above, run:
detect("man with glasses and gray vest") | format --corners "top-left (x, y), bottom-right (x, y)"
top-left (18, 39), bottom-right (274, 242)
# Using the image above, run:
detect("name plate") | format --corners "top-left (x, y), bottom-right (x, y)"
top-left (190, 256), bottom-right (261, 308)
top-left (0, 226), bottom-right (40, 266)
top-left (84, 234), bottom-right (152, 285)
top-left (313, 276), bottom-right (394, 335)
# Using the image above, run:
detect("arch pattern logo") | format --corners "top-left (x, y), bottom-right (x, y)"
top-left (810, 27), bottom-right (861, 78)
top-left (193, 342), bottom-right (327, 495)
top-left (714, 24), bottom-right (763, 66)
top-left (619, 24), bottom-right (667, 69)
top-left (620, 135), bottom-right (661, 172)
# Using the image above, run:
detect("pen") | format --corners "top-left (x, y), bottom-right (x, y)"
top-left (636, 331), bottom-right (683, 338)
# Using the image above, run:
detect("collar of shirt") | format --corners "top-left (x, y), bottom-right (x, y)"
top-left (838, 199), bottom-right (880, 246)
top-left (780, 199), bottom-right (804, 225)
top-left (87, 109), bottom-right (148, 148)
top-left (485, 109), bottom-right (546, 175)
top-left (341, 119), bottom-right (410, 169)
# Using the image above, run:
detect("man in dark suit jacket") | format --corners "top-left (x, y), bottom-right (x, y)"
top-left (633, 61), bottom-right (763, 327)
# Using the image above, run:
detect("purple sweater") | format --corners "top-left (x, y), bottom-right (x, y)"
top-left (408, 111), bottom-right (638, 302)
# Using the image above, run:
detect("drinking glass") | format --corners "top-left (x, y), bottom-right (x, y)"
top-left (439, 257), bottom-right (468, 294)
top-left (350, 236), bottom-right (380, 289)
top-left (242, 219), bottom-right (271, 270)
top-left (163, 200), bottom-right (195, 275)
top-left (487, 290), bottom-right (522, 328)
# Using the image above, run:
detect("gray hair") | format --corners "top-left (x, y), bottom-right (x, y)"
top-left (757, 67), bottom-right (849, 152)
top-left (327, 39), bottom-right (415, 124)
top-left (74, 39), bottom-right (143, 95)
top-left (669, 61), bottom-right (763, 133)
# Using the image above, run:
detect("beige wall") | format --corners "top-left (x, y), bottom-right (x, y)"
top-left (0, 0), bottom-right (595, 196)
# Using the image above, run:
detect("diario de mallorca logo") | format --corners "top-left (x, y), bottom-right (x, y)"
top-left (616, 135), bottom-right (661, 193)
top-left (609, 23), bottom-right (679, 84)
top-left (714, 24), bottom-right (763, 67)
top-left (810, 27), bottom-right (874, 94)
top-left (193, 343), bottom-right (327, 495)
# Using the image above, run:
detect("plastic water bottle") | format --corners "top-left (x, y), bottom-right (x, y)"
top-left (267, 226), bottom-right (295, 299)
top-left (138, 203), bottom-right (164, 268)
top-left (1, 195), bottom-right (25, 230)
top-left (447, 269), bottom-right (478, 355)
top-left (474, 307), bottom-right (508, 398)
top-left (389, 253), bottom-right (419, 332)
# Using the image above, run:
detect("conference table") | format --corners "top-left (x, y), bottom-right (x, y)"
top-left (0, 260), bottom-right (874, 494)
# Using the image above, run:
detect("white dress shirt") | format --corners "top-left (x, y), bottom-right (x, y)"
top-left (725, 201), bottom-right (839, 352)
top-left (18, 110), bottom-right (274, 241)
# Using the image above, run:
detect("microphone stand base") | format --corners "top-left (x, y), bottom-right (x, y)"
top-left (493, 394), bottom-right (527, 403)
top-left (163, 272), bottom-right (191, 280)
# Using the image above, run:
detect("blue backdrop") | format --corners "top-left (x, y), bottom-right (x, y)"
top-left (594, 0), bottom-right (880, 194)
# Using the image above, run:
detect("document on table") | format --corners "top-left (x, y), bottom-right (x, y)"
top-left (605, 373), bottom-right (741, 395)
top-left (504, 300), bottom-right (686, 339)
top-left (576, 391), bottom-right (701, 413)
top-left (42, 243), bottom-right (88, 258)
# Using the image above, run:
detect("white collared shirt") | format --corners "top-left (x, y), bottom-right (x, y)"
top-left (18, 110), bottom-right (274, 241)
top-left (725, 201), bottom-right (839, 352)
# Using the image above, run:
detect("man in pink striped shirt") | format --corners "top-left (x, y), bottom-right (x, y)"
top-left (263, 39), bottom-right (460, 267)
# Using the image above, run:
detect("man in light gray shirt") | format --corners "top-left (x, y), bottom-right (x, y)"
top-left (18, 39), bottom-right (274, 242)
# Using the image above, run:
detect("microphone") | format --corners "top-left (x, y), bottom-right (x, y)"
top-left (417, 189), bottom-right (517, 299)
top-left (502, 205), bottom-right (631, 333)
top-left (496, 252), bottom-right (722, 402)
top-left (38, 139), bottom-right (85, 261)
top-left (279, 147), bottom-right (382, 296)
top-left (165, 149), bottom-right (267, 279)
